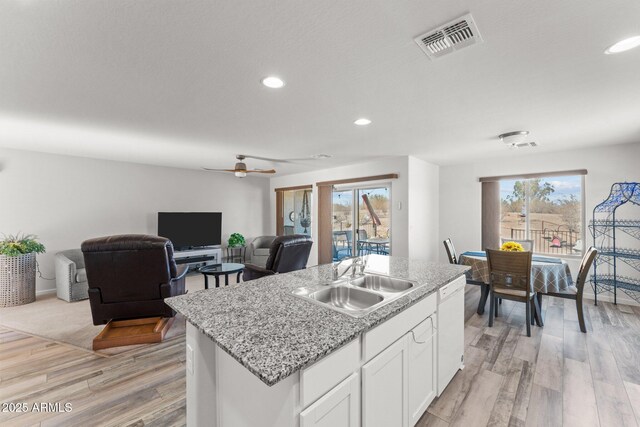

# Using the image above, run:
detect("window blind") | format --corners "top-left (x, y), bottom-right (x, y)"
top-left (481, 181), bottom-right (501, 250)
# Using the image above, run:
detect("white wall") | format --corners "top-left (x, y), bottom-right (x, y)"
top-left (0, 148), bottom-right (270, 292)
top-left (270, 156), bottom-right (441, 266)
top-left (408, 156), bottom-right (440, 261)
top-left (439, 142), bottom-right (640, 303)
top-left (270, 157), bottom-right (410, 266)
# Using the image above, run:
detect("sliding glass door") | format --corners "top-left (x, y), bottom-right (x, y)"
top-left (332, 185), bottom-right (391, 260)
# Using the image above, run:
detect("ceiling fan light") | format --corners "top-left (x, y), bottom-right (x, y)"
top-left (261, 76), bottom-right (285, 88)
top-left (235, 171), bottom-right (247, 178)
top-left (499, 131), bottom-right (529, 147)
top-left (605, 36), bottom-right (640, 54)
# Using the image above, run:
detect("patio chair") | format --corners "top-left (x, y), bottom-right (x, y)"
top-left (333, 231), bottom-right (351, 260)
top-left (357, 229), bottom-right (371, 255)
top-left (538, 247), bottom-right (597, 333)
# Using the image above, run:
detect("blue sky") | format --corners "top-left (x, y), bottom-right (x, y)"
top-left (333, 187), bottom-right (390, 206)
top-left (500, 176), bottom-right (581, 202)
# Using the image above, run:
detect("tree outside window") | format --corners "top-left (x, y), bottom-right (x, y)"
top-left (500, 176), bottom-right (583, 255)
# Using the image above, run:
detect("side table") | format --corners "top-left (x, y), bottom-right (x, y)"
top-left (199, 263), bottom-right (245, 289)
top-left (226, 246), bottom-right (246, 263)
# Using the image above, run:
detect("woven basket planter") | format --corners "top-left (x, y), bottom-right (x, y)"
top-left (0, 253), bottom-right (36, 307)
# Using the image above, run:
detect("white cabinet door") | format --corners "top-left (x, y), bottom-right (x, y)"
top-left (300, 372), bottom-right (360, 427)
top-left (408, 315), bottom-right (437, 425)
top-left (362, 335), bottom-right (409, 427)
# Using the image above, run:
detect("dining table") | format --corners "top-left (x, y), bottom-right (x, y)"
top-left (458, 251), bottom-right (574, 318)
top-left (358, 238), bottom-right (390, 255)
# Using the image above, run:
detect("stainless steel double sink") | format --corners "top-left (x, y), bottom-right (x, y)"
top-left (292, 273), bottom-right (417, 318)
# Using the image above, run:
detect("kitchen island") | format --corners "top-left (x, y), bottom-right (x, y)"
top-left (166, 255), bottom-right (469, 427)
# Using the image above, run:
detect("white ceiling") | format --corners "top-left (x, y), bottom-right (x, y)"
top-left (1, 1), bottom-right (639, 175)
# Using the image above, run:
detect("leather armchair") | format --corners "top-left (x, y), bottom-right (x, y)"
top-left (243, 235), bottom-right (313, 281)
top-left (81, 234), bottom-right (188, 325)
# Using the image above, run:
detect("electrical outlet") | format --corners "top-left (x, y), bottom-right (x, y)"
top-left (186, 344), bottom-right (194, 375)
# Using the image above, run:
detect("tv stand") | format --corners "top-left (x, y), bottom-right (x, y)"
top-left (174, 247), bottom-right (222, 272)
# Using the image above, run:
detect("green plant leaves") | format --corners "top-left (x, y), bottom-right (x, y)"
top-left (0, 233), bottom-right (46, 257)
top-left (228, 233), bottom-right (246, 247)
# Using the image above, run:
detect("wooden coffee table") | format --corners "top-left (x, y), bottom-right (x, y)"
top-left (199, 263), bottom-right (245, 289)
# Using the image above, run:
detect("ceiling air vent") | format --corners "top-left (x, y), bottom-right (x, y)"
top-left (514, 141), bottom-right (538, 148)
top-left (414, 13), bottom-right (483, 60)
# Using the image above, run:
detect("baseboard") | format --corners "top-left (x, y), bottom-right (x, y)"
top-left (36, 288), bottom-right (56, 296)
top-left (583, 292), bottom-right (639, 307)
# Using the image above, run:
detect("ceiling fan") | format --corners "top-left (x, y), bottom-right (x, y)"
top-left (202, 153), bottom-right (332, 178)
top-left (239, 153), bottom-right (332, 163)
top-left (202, 155), bottom-right (276, 178)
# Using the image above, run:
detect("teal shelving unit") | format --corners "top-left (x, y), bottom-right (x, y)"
top-left (589, 183), bottom-right (640, 305)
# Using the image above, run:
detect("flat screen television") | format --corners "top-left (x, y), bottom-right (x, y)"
top-left (158, 212), bottom-right (222, 250)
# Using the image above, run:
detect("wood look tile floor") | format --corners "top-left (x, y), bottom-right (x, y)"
top-left (421, 286), bottom-right (640, 427)
top-left (0, 327), bottom-right (186, 427)
top-left (1, 285), bottom-right (639, 426)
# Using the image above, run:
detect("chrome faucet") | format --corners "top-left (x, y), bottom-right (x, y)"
top-left (332, 257), bottom-right (367, 281)
top-left (350, 257), bottom-right (366, 279)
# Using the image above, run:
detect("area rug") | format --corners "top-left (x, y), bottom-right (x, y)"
top-left (0, 275), bottom-right (204, 356)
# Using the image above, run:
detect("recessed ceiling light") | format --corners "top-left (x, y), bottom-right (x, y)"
top-left (604, 36), bottom-right (640, 54)
top-left (312, 154), bottom-right (332, 159)
top-left (261, 76), bottom-right (285, 88)
top-left (354, 118), bottom-right (372, 126)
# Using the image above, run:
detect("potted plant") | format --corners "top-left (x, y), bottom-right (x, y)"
top-left (0, 234), bottom-right (46, 307)
top-left (227, 233), bottom-right (246, 248)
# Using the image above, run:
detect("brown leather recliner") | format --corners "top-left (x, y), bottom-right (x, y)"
top-left (243, 234), bottom-right (313, 281)
top-left (81, 234), bottom-right (188, 325)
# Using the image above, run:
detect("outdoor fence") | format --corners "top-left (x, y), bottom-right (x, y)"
top-left (508, 228), bottom-right (580, 255)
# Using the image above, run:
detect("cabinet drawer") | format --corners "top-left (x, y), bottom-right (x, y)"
top-left (301, 338), bottom-right (360, 408)
top-left (362, 293), bottom-right (436, 362)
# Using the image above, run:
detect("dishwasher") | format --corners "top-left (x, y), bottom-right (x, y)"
top-left (437, 276), bottom-right (466, 395)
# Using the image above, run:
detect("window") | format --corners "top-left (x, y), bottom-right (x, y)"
top-left (275, 186), bottom-right (312, 237)
top-left (499, 175), bottom-right (583, 255)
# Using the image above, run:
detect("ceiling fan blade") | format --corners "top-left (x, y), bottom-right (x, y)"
top-left (202, 168), bottom-right (239, 172)
top-left (240, 154), bottom-right (293, 163)
top-left (241, 154), bottom-right (328, 163)
top-left (246, 169), bottom-right (276, 174)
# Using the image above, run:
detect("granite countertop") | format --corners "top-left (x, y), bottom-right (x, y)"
top-left (165, 255), bottom-right (469, 386)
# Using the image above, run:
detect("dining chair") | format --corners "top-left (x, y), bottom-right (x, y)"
top-left (486, 249), bottom-right (540, 337)
top-left (443, 238), bottom-right (495, 311)
top-left (500, 237), bottom-right (534, 252)
top-left (538, 247), bottom-right (597, 333)
top-left (443, 238), bottom-right (458, 264)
